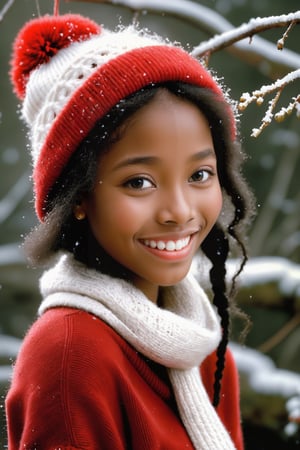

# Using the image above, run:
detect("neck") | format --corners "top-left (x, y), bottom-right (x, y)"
top-left (131, 276), bottom-right (159, 303)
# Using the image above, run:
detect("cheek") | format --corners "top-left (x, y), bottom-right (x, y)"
top-left (86, 190), bottom-right (146, 240)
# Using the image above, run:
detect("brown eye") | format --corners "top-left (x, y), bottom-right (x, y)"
top-left (189, 169), bottom-right (210, 183)
top-left (124, 177), bottom-right (154, 190)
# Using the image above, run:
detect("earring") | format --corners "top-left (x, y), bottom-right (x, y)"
top-left (74, 205), bottom-right (86, 221)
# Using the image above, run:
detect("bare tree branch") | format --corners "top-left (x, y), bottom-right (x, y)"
top-left (257, 313), bottom-right (300, 353)
top-left (0, 243), bottom-right (24, 266)
top-left (0, 0), bottom-right (15, 22)
top-left (0, 173), bottom-right (30, 224)
top-left (248, 145), bottom-right (299, 255)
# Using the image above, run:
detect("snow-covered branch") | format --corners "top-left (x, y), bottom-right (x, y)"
top-left (191, 12), bottom-right (300, 57)
top-left (68, 0), bottom-right (300, 77)
top-left (192, 256), bottom-right (300, 310)
top-left (239, 69), bottom-right (300, 137)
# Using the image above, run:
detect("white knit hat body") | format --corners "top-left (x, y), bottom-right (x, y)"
top-left (23, 28), bottom-right (166, 166)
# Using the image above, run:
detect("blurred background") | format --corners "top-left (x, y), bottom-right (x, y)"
top-left (0, 0), bottom-right (299, 448)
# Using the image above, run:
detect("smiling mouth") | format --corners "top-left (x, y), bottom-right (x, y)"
top-left (142, 236), bottom-right (191, 252)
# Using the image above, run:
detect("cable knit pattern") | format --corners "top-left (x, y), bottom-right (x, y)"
top-left (23, 28), bottom-right (166, 164)
top-left (39, 253), bottom-right (236, 450)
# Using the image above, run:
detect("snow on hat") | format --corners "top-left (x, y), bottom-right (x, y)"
top-left (10, 12), bottom-right (234, 221)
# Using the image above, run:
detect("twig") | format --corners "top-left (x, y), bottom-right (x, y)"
top-left (277, 20), bottom-right (297, 50)
top-left (239, 69), bottom-right (300, 137)
top-left (257, 312), bottom-right (300, 353)
top-left (248, 144), bottom-right (299, 255)
top-left (252, 90), bottom-right (282, 137)
top-left (0, 0), bottom-right (15, 22)
top-left (192, 12), bottom-right (300, 56)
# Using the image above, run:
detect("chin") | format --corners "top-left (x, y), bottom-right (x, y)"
top-left (157, 271), bottom-right (190, 287)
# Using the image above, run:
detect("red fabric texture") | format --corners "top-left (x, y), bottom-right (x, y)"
top-left (6, 307), bottom-right (244, 450)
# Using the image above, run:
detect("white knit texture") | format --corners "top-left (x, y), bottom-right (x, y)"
top-left (39, 254), bottom-right (236, 449)
top-left (22, 27), bottom-right (168, 165)
top-left (169, 368), bottom-right (236, 450)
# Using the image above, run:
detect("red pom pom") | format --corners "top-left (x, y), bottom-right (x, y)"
top-left (10, 14), bottom-right (101, 99)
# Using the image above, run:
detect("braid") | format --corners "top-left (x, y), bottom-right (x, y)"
top-left (228, 205), bottom-right (248, 295)
top-left (201, 225), bottom-right (230, 407)
top-left (222, 165), bottom-right (255, 296)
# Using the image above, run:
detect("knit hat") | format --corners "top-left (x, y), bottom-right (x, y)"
top-left (10, 12), bottom-right (235, 221)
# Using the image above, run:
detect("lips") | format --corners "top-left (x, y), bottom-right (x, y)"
top-left (142, 236), bottom-right (191, 252)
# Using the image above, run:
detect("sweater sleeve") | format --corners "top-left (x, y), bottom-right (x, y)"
top-left (6, 308), bottom-right (129, 450)
top-left (201, 347), bottom-right (244, 450)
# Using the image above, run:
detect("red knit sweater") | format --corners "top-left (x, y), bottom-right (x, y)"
top-left (6, 307), bottom-right (244, 449)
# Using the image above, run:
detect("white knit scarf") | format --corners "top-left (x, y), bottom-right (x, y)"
top-left (39, 253), bottom-right (236, 450)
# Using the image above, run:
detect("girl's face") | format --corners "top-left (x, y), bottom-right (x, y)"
top-left (83, 91), bottom-right (222, 302)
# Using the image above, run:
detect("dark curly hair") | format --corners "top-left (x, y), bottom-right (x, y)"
top-left (24, 81), bottom-right (255, 407)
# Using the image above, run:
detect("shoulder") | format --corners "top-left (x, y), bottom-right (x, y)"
top-left (25, 307), bottom-right (123, 349)
top-left (7, 311), bottom-right (131, 448)
top-left (15, 307), bottom-right (128, 384)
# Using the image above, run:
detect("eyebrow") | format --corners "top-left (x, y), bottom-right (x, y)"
top-left (190, 148), bottom-right (216, 161)
top-left (112, 156), bottom-right (160, 171)
top-left (113, 148), bottom-right (216, 171)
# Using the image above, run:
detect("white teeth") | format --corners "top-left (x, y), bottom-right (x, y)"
top-left (166, 241), bottom-right (176, 251)
top-left (143, 236), bottom-right (190, 251)
top-left (175, 240), bottom-right (183, 250)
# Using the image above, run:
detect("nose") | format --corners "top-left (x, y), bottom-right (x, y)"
top-left (156, 185), bottom-right (195, 226)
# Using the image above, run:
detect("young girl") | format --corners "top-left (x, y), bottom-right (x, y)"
top-left (6, 4), bottom-right (254, 450)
